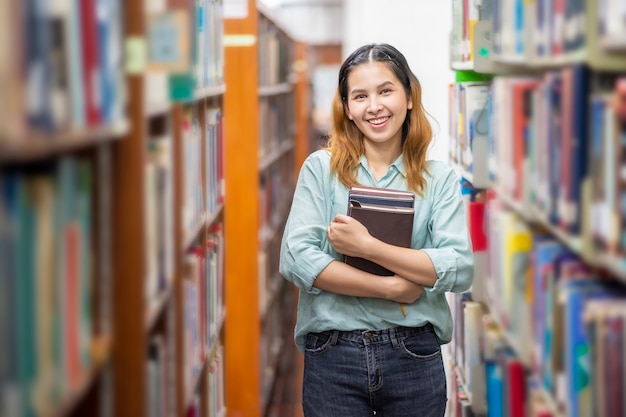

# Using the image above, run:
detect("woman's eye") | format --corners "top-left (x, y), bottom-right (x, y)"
top-left (380, 88), bottom-right (392, 95)
top-left (354, 94), bottom-right (366, 100)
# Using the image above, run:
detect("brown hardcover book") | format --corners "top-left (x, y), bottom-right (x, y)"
top-left (343, 185), bottom-right (415, 276)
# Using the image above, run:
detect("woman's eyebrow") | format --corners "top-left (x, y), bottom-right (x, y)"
top-left (349, 81), bottom-right (395, 95)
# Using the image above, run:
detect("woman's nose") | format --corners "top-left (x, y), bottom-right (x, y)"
top-left (368, 96), bottom-right (382, 112)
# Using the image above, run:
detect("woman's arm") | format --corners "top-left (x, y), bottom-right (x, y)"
top-left (327, 166), bottom-right (474, 293)
top-left (314, 259), bottom-right (425, 304)
top-left (327, 215), bottom-right (438, 287)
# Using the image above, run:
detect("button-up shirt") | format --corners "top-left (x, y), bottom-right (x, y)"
top-left (279, 149), bottom-right (474, 352)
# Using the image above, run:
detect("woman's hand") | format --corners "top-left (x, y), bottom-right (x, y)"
top-left (326, 214), bottom-right (375, 257)
top-left (384, 275), bottom-right (425, 303)
top-left (325, 214), bottom-right (425, 304)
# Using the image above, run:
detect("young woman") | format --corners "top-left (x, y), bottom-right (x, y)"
top-left (279, 43), bottom-right (474, 417)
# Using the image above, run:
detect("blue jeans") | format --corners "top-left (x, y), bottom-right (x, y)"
top-left (302, 324), bottom-right (447, 417)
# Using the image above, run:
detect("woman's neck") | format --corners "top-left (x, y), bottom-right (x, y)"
top-left (364, 142), bottom-right (401, 181)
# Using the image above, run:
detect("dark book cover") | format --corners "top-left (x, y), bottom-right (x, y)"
top-left (343, 186), bottom-right (414, 276)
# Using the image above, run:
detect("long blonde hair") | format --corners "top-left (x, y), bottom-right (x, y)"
top-left (326, 43), bottom-right (432, 195)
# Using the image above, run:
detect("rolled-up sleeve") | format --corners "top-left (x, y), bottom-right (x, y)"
top-left (280, 152), bottom-right (336, 294)
top-left (421, 167), bottom-right (474, 294)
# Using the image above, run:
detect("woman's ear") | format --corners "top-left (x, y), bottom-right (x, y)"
top-left (408, 98), bottom-right (413, 110)
top-left (344, 103), bottom-right (353, 120)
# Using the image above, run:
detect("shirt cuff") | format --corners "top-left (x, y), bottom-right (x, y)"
top-left (421, 248), bottom-right (458, 293)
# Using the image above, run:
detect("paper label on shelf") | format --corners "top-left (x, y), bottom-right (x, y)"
top-left (125, 37), bottom-right (147, 74)
top-left (224, 0), bottom-right (248, 18)
top-left (224, 34), bottom-right (257, 47)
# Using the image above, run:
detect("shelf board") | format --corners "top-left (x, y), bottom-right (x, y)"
top-left (452, 162), bottom-right (474, 184)
top-left (206, 204), bottom-right (224, 228)
top-left (258, 139), bottom-right (294, 171)
top-left (492, 187), bottom-right (585, 254)
top-left (42, 336), bottom-right (112, 417)
top-left (144, 281), bottom-right (174, 333)
top-left (258, 82), bottom-right (293, 97)
top-left (594, 252), bottom-right (626, 283)
top-left (0, 120), bottom-right (130, 165)
top-left (450, 61), bottom-right (474, 71)
top-left (208, 308), bottom-right (227, 355)
top-left (260, 337), bottom-right (284, 412)
top-left (145, 100), bottom-right (173, 118)
top-left (487, 312), bottom-right (565, 416)
top-left (193, 84), bottom-right (227, 100)
top-left (184, 213), bottom-right (207, 249)
top-left (601, 34), bottom-right (626, 52)
top-left (185, 357), bottom-right (209, 410)
top-left (491, 185), bottom-right (626, 284)
top-left (260, 274), bottom-right (285, 319)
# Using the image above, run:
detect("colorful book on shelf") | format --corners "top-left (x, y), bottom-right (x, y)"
top-left (484, 333), bottom-right (506, 417)
top-left (560, 65), bottom-right (589, 235)
top-left (343, 185), bottom-right (415, 276)
top-left (563, 279), bottom-right (623, 417)
top-left (463, 300), bottom-right (487, 414)
top-left (531, 237), bottom-right (569, 376)
top-left (79, 0), bottom-right (103, 126)
top-left (511, 78), bottom-right (539, 203)
top-left (582, 300), bottom-right (625, 417)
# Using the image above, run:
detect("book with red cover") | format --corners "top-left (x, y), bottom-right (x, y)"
top-left (343, 185), bottom-right (415, 276)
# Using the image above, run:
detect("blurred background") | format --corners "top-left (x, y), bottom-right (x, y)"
top-left (1, 0), bottom-right (626, 417)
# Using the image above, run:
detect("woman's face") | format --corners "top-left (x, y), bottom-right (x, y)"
top-left (344, 61), bottom-right (412, 147)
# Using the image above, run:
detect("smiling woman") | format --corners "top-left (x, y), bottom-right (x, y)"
top-left (279, 43), bottom-right (474, 417)
top-left (344, 65), bottom-right (412, 164)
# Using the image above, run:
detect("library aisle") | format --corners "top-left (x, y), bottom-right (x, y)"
top-left (448, 1), bottom-right (626, 417)
top-left (264, 294), bottom-right (305, 417)
top-left (0, 0), bottom-right (319, 416)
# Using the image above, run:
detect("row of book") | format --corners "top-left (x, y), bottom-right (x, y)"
top-left (259, 93), bottom-right (295, 161)
top-left (147, 332), bottom-right (177, 417)
top-left (205, 107), bottom-right (224, 215)
top-left (451, 66), bottom-right (626, 267)
top-left (184, 348), bottom-right (225, 417)
top-left (459, 287), bottom-right (626, 417)
top-left (145, 134), bottom-right (175, 312)
top-left (450, 0), bottom-right (484, 64)
top-left (0, 0), bottom-right (126, 141)
top-left (450, 0), bottom-right (626, 67)
top-left (145, 0), bottom-right (225, 107)
top-left (258, 17), bottom-right (293, 87)
top-left (448, 193), bottom-right (626, 417)
top-left (259, 280), bottom-right (297, 410)
top-left (448, 81), bottom-right (491, 189)
top-left (258, 150), bottom-right (295, 249)
top-left (0, 156), bottom-right (103, 417)
top-left (146, 334), bottom-right (226, 417)
top-left (489, 69), bottom-right (626, 258)
top-left (490, 0), bottom-right (626, 59)
top-left (183, 223), bottom-right (225, 398)
top-left (179, 104), bottom-right (225, 242)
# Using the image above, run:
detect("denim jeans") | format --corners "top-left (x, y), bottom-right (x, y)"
top-left (302, 323), bottom-right (447, 417)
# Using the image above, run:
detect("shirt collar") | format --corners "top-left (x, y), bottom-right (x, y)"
top-left (359, 154), bottom-right (407, 178)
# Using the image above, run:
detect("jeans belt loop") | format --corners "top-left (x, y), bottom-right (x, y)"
top-left (389, 327), bottom-right (400, 348)
top-left (330, 329), bottom-right (340, 345)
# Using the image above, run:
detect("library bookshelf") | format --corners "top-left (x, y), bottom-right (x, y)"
top-left (222, 1), bottom-right (309, 416)
top-left (1, 1), bottom-right (226, 417)
top-left (447, 0), bottom-right (626, 416)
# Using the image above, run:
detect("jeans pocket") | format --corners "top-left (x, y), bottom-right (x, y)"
top-left (304, 331), bottom-right (334, 354)
top-left (399, 330), bottom-right (442, 361)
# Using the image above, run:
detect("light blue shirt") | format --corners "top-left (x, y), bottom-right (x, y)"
top-left (279, 149), bottom-right (474, 352)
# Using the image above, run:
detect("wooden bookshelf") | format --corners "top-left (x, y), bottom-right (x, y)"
top-left (223, 1), bottom-right (309, 416)
top-left (0, 0), bottom-right (128, 416)
top-left (448, 1), bottom-right (626, 416)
